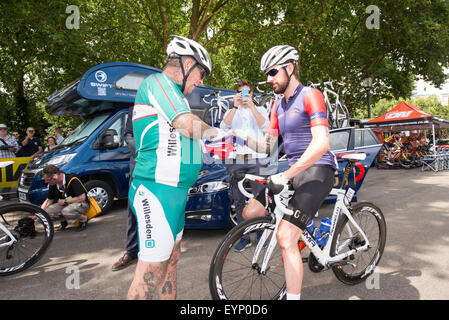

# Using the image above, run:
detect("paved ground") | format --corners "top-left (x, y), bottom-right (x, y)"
top-left (1, 167), bottom-right (448, 300)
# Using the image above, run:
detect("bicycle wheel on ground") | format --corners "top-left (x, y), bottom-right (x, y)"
top-left (398, 155), bottom-right (413, 168)
top-left (209, 216), bottom-right (286, 300)
top-left (202, 105), bottom-right (224, 127)
top-left (330, 202), bottom-right (386, 285)
top-left (0, 202), bottom-right (54, 276)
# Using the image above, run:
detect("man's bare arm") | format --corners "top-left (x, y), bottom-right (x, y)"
top-left (172, 113), bottom-right (220, 140)
top-left (245, 133), bottom-right (278, 155)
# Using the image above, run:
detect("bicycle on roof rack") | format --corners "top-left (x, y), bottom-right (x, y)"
top-left (201, 90), bottom-right (235, 127)
top-left (307, 78), bottom-right (350, 129)
top-left (0, 161), bottom-right (54, 276)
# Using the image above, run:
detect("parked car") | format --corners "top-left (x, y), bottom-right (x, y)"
top-left (184, 127), bottom-right (382, 229)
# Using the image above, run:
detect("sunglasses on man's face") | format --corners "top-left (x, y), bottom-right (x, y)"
top-left (265, 63), bottom-right (289, 77)
top-left (196, 64), bottom-right (207, 80)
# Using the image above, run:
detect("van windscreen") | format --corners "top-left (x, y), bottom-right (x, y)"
top-left (60, 113), bottom-right (111, 146)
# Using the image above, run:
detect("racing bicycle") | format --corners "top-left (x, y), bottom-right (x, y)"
top-left (307, 78), bottom-right (349, 129)
top-left (209, 153), bottom-right (386, 300)
top-left (201, 90), bottom-right (235, 127)
top-left (0, 161), bottom-right (54, 276)
top-left (376, 143), bottom-right (416, 169)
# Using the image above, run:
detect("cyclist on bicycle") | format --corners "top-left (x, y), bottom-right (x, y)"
top-left (126, 35), bottom-right (223, 300)
top-left (235, 45), bottom-right (337, 300)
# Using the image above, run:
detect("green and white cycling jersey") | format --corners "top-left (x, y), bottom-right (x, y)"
top-left (132, 73), bottom-right (203, 189)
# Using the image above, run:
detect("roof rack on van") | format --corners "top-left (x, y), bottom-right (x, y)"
top-left (46, 62), bottom-right (161, 116)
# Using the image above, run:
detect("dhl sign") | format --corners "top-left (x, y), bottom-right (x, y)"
top-left (0, 157), bottom-right (32, 189)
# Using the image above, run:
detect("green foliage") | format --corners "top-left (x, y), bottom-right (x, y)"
top-left (1, 0), bottom-right (448, 132)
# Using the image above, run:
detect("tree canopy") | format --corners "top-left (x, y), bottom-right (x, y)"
top-left (1, 0), bottom-right (448, 137)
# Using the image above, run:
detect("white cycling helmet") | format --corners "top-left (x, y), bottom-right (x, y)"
top-left (166, 35), bottom-right (212, 76)
top-left (260, 45), bottom-right (298, 72)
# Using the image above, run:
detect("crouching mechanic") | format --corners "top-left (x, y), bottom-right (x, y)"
top-left (237, 45), bottom-right (338, 300)
top-left (126, 35), bottom-right (223, 300)
top-left (40, 164), bottom-right (89, 231)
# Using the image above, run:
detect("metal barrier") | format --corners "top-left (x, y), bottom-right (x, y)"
top-left (421, 149), bottom-right (449, 172)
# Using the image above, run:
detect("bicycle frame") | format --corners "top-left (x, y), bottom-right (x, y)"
top-left (244, 186), bottom-right (370, 274)
top-left (0, 219), bottom-right (17, 248)
top-left (0, 161), bottom-right (18, 248)
top-left (237, 156), bottom-right (372, 275)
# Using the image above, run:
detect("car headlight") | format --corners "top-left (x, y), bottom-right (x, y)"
top-left (189, 181), bottom-right (229, 195)
top-left (45, 153), bottom-right (77, 166)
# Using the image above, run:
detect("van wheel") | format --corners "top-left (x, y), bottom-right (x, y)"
top-left (84, 180), bottom-right (114, 215)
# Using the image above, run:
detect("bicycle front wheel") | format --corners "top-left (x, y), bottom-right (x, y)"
top-left (209, 216), bottom-right (286, 300)
top-left (330, 202), bottom-right (386, 285)
top-left (0, 202), bottom-right (54, 276)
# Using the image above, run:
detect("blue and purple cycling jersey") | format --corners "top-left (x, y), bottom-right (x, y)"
top-left (267, 84), bottom-right (338, 170)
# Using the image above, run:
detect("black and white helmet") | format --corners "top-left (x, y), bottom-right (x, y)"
top-left (260, 45), bottom-right (298, 73)
top-left (166, 35), bottom-right (212, 76)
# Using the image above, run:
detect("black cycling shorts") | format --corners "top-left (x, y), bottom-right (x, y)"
top-left (255, 165), bottom-right (335, 231)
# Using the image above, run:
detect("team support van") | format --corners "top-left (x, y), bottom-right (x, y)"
top-left (17, 62), bottom-right (235, 215)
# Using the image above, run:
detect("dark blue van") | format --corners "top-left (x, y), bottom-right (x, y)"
top-left (17, 62), bottom-right (235, 215)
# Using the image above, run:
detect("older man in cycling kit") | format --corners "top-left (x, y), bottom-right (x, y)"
top-left (238, 45), bottom-right (337, 300)
top-left (126, 35), bottom-right (223, 300)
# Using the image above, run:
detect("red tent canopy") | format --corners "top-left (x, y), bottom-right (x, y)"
top-left (363, 101), bottom-right (449, 132)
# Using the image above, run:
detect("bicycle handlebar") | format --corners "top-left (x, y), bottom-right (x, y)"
top-left (306, 79), bottom-right (345, 90)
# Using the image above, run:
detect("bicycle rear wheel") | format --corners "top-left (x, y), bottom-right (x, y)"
top-left (398, 154), bottom-right (413, 168)
top-left (209, 216), bottom-right (286, 300)
top-left (330, 202), bottom-right (386, 285)
top-left (260, 95), bottom-right (275, 116)
top-left (334, 102), bottom-right (349, 128)
top-left (202, 105), bottom-right (224, 127)
top-left (0, 202), bottom-right (54, 276)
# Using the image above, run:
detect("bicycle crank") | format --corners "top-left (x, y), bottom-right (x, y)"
top-left (308, 252), bottom-right (324, 273)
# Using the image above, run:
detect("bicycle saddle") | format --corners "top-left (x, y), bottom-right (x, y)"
top-left (337, 153), bottom-right (366, 161)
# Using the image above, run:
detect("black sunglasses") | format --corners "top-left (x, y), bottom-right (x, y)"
top-left (196, 64), bottom-right (207, 80)
top-left (265, 63), bottom-right (289, 77)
